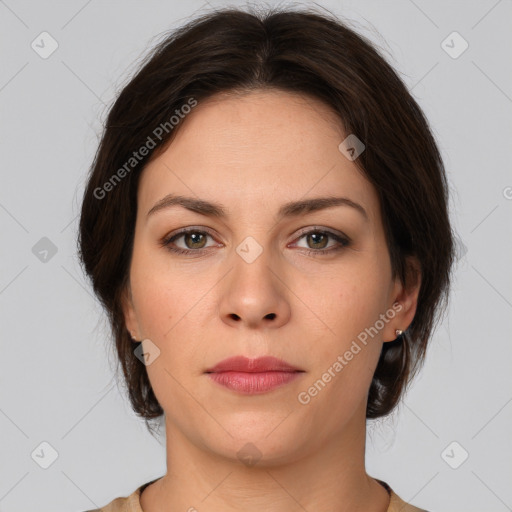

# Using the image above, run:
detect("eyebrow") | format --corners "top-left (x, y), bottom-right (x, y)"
top-left (146, 194), bottom-right (368, 222)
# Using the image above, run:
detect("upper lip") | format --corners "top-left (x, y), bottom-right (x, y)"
top-left (205, 356), bottom-right (303, 373)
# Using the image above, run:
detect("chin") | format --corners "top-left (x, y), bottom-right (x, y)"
top-left (201, 416), bottom-right (312, 467)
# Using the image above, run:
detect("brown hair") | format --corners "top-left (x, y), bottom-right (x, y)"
top-left (78, 6), bottom-right (455, 431)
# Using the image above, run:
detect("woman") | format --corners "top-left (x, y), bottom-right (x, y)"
top-left (78, 6), bottom-right (454, 511)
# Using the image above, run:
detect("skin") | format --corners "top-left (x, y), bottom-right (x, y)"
top-left (122, 89), bottom-right (421, 512)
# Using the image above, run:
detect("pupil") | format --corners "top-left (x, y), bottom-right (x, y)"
top-left (309, 233), bottom-right (326, 249)
top-left (187, 233), bottom-right (205, 248)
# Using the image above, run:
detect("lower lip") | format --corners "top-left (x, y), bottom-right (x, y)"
top-left (207, 371), bottom-right (302, 394)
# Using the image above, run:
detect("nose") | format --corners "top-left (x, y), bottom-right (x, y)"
top-left (219, 249), bottom-right (291, 330)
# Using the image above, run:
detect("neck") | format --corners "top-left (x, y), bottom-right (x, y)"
top-left (141, 401), bottom-right (390, 512)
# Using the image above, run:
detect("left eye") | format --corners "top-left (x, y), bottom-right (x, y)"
top-left (291, 229), bottom-right (350, 255)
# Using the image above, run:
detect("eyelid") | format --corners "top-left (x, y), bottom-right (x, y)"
top-left (290, 225), bottom-right (350, 243)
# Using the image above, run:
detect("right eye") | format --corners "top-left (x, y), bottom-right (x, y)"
top-left (161, 228), bottom-right (219, 255)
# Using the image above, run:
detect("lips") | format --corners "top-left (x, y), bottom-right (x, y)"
top-left (204, 355), bottom-right (302, 373)
top-left (204, 356), bottom-right (304, 394)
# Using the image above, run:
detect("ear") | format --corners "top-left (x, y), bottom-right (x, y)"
top-left (120, 282), bottom-right (140, 342)
top-left (384, 255), bottom-right (422, 342)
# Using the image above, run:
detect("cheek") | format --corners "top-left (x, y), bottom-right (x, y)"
top-left (302, 262), bottom-right (389, 405)
top-left (129, 252), bottom-right (212, 373)
top-left (301, 277), bottom-right (386, 415)
top-left (133, 280), bottom-right (175, 340)
top-left (132, 272), bottom-right (203, 415)
top-left (320, 269), bottom-right (388, 341)
top-left (129, 245), bottom-right (197, 338)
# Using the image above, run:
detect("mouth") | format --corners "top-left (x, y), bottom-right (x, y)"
top-left (204, 356), bottom-right (305, 394)
top-left (204, 355), bottom-right (303, 373)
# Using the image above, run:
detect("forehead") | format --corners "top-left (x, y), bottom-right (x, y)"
top-left (138, 90), bottom-right (380, 225)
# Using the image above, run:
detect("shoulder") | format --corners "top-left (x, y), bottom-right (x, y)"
top-left (388, 490), bottom-right (430, 511)
top-left (83, 482), bottom-right (145, 512)
top-left (378, 479), bottom-right (430, 512)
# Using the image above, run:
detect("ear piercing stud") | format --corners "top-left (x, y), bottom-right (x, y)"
top-left (395, 329), bottom-right (403, 337)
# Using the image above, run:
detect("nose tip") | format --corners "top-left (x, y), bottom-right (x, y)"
top-left (220, 255), bottom-right (291, 329)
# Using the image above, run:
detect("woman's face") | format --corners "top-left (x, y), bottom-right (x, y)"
top-left (123, 90), bottom-right (418, 464)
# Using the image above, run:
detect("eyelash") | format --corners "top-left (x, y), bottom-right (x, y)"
top-left (160, 227), bottom-right (350, 257)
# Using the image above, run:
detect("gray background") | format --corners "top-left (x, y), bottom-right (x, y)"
top-left (1, 0), bottom-right (511, 511)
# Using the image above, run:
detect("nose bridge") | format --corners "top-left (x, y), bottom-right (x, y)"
top-left (219, 233), bottom-right (290, 328)
top-left (231, 233), bottom-right (277, 300)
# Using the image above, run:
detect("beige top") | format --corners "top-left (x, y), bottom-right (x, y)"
top-left (87, 478), bottom-right (428, 511)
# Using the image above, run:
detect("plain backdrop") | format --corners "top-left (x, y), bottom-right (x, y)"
top-left (1, 1), bottom-right (511, 511)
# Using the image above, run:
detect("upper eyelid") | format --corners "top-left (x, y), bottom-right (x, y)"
top-left (166, 226), bottom-right (217, 242)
